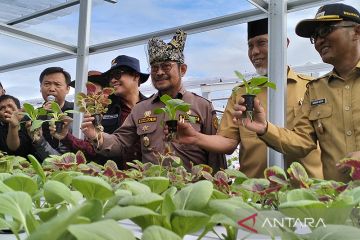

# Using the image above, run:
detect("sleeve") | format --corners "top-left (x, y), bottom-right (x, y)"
top-left (260, 89), bottom-right (317, 157)
top-left (217, 91), bottom-right (241, 141)
top-left (1, 126), bottom-right (33, 157)
top-left (201, 100), bottom-right (227, 172)
top-left (95, 111), bottom-right (139, 158)
top-left (61, 133), bottom-right (96, 157)
top-left (32, 136), bottom-right (60, 161)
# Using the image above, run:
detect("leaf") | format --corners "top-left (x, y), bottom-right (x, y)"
top-left (118, 193), bottom-right (163, 210)
top-left (72, 175), bottom-right (114, 200)
top-left (28, 154), bottom-right (46, 184)
top-left (159, 94), bottom-right (173, 104)
top-left (50, 171), bottom-right (82, 186)
top-left (51, 102), bottom-right (62, 114)
top-left (44, 180), bottom-right (73, 205)
top-left (337, 157), bottom-right (360, 180)
top-left (234, 70), bottom-right (245, 81)
top-left (31, 119), bottom-right (45, 131)
top-left (23, 103), bottom-right (35, 119)
top-left (285, 189), bottom-right (318, 202)
top-left (142, 225), bottom-right (182, 240)
top-left (140, 177), bottom-right (170, 194)
top-left (0, 192), bottom-right (32, 234)
top-left (249, 76), bottom-right (268, 87)
top-left (307, 224), bottom-right (360, 240)
top-left (173, 180), bottom-right (213, 210)
top-left (288, 162), bottom-right (311, 188)
top-left (153, 108), bottom-right (166, 115)
top-left (68, 219), bottom-right (135, 240)
top-left (105, 205), bottom-right (159, 221)
top-left (279, 196), bottom-right (354, 225)
top-left (118, 180), bottom-right (151, 195)
top-left (3, 175), bottom-right (38, 196)
top-left (86, 82), bottom-right (97, 94)
top-left (263, 81), bottom-right (277, 90)
top-left (102, 87), bottom-right (115, 96)
top-left (28, 200), bottom-right (102, 240)
top-left (170, 210), bottom-right (210, 237)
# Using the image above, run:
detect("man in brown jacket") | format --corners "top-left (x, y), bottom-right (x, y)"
top-left (232, 3), bottom-right (360, 182)
top-left (81, 30), bottom-right (226, 172)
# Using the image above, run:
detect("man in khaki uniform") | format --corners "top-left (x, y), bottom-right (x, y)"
top-left (81, 30), bottom-right (226, 172)
top-left (173, 19), bottom-right (323, 179)
top-left (219, 19), bottom-right (322, 178)
top-left (232, 3), bottom-right (360, 182)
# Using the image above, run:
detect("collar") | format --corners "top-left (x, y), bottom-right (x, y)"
top-left (62, 101), bottom-right (74, 111)
top-left (151, 86), bottom-right (186, 103)
top-left (327, 60), bottom-right (360, 82)
top-left (287, 67), bottom-right (298, 83)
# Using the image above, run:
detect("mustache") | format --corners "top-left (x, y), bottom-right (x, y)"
top-left (153, 76), bottom-right (170, 81)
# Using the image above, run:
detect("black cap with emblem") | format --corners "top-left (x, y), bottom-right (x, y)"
top-left (296, 3), bottom-right (360, 38)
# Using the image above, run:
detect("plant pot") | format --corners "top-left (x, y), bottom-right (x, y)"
top-left (166, 120), bottom-right (178, 133)
top-left (242, 94), bottom-right (256, 120)
top-left (92, 114), bottom-right (103, 127)
top-left (55, 121), bottom-right (64, 133)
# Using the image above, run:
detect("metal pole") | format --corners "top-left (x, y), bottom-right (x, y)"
top-left (73, 0), bottom-right (92, 138)
top-left (267, 0), bottom-right (287, 168)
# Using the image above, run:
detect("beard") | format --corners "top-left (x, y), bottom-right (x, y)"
top-left (255, 67), bottom-right (268, 76)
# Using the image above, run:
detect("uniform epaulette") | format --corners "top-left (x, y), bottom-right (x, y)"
top-left (192, 92), bottom-right (213, 103)
top-left (297, 74), bottom-right (314, 81)
top-left (305, 73), bottom-right (330, 87)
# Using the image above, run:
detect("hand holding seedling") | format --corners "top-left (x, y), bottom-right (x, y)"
top-left (49, 116), bottom-right (72, 140)
top-left (233, 96), bottom-right (268, 135)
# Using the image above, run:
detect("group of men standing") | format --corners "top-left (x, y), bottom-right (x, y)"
top-left (1, 3), bottom-right (360, 182)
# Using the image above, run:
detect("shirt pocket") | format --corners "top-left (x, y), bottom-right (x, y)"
top-left (308, 104), bottom-right (333, 136)
top-left (136, 123), bottom-right (157, 151)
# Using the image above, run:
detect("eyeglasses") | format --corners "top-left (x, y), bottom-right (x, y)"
top-left (149, 62), bottom-right (177, 73)
top-left (108, 69), bottom-right (126, 81)
top-left (310, 24), bottom-right (357, 44)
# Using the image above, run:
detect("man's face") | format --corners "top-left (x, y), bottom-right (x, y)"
top-left (313, 22), bottom-right (358, 65)
top-left (150, 61), bottom-right (185, 92)
top-left (248, 34), bottom-right (269, 75)
top-left (108, 68), bottom-right (139, 97)
top-left (0, 99), bottom-right (18, 122)
top-left (40, 72), bottom-right (70, 104)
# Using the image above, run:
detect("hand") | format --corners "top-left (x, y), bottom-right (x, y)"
top-left (81, 114), bottom-right (98, 140)
top-left (163, 121), bottom-right (199, 144)
top-left (4, 111), bottom-right (21, 128)
top-left (232, 97), bottom-right (268, 135)
top-left (49, 116), bottom-right (73, 140)
top-left (25, 121), bottom-right (43, 143)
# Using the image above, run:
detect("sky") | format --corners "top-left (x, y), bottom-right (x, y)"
top-left (0, 0), bottom-right (359, 104)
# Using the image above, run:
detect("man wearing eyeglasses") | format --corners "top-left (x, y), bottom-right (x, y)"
top-left (231, 3), bottom-right (360, 182)
top-left (81, 30), bottom-right (226, 172)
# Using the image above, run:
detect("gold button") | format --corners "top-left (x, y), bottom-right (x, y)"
top-left (345, 106), bottom-right (350, 111)
top-left (345, 85), bottom-right (350, 89)
top-left (346, 130), bottom-right (352, 136)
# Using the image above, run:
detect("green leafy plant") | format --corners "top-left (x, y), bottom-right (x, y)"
top-left (233, 71), bottom-right (276, 121)
top-left (47, 101), bottom-right (77, 133)
top-left (153, 94), bottom-right (195, 137)
top-left (21, 103), bottom-right (47, 142)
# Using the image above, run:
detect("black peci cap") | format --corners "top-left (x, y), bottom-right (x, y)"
top-left (248, 18), bottom-right (268, 40)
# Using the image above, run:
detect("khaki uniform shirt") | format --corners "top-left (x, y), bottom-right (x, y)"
top-left (218, 68), bottom-right (323, 178)
top-left (96, 87), bottom-right (226, 172)
top-left (261, 62), bottom-right (360, 182)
